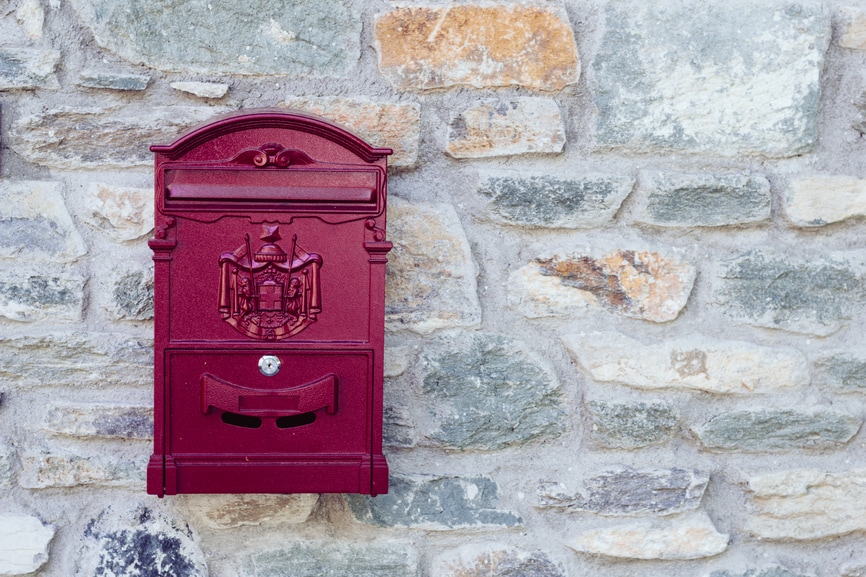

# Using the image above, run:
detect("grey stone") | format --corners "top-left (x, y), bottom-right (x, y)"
top-left (77, 506), bottom-right (207, 577)
top-left (112, 270), bottom-right (154, 320)
top-left (44, 404), bottom-right (153, 439)
top-left (10, 106), bottom-right (222, 169)
top-left (346, 474), bottom-right (521, 529)
top-left (719, 252), bottom-right (865, 335)
top-left (592, 2), bottom-right (830, 157)
top-left (587, 401), bottom-right (679, 449)
top-left (0, 514), bottom-right (54, 575)
top-left (694, 408), bottom-right (861, 451)
top-left (78, 72), bottom-right (150, 91)
top-left (0, 47), bottom-right (59, 90)
top-left (241, 542), bottom-right (418, 577)
top-left (382, 388), bottom-right (416, 448)
top-left (0, 444), bottom-right (15, 484)
top-left (433, 545), bottom-right (564, 577)
top-left (70, 0), bottom-right (361, 77)
top-left (814, 354), bottom-right (866, 391)
top-left (19, 451), bottom-right (146, 488)
top-left (171, 81), bottom-right (229, 99)
top-left (635, 172), bottom-right (771, 227)
top-left (477, 172), bottom-right (634, 228)
top-left (709, 568), bottom-right (810, 577)
top-left (538, 468), bottom-right (708, 516)
top-left (0, 268), bottom-right (85, 322)
top-left (420, 333), bottom-right (564, 450)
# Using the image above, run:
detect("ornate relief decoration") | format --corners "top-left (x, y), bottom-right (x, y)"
top-left (218, 225), bottom-right (323, 340)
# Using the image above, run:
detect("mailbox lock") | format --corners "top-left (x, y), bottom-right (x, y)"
top-left (258, 355), bottom-right (281, 377)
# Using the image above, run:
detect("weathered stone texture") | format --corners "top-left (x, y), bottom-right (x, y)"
top-left (446, 98), bottom-right (565, 159)
top-left (635, 172), bottom-right (771, 227)
top-left (241, 542), bottom-right (418, 577)
top-left (563, 332), bottom-right (809, 394)
top-left (346, 474), bottom-right (521, 529)
top-left (16, 0), bottom-right (44, 39)
top-left (44, 404), bottom-right (153, 439)
top-left (694, 409), bottom-right (861, 451)
top-left (82, 182), bottom-right (153, 242)
top-left (593, 2), bottom-right (830, 157)
top-left (181, 494), bottom-right (318, 529)
top-left (284, 97), bottom-right (420, 168)
top-left (79, 72), bottom-right (150, 91)
top-left (813, 354), bottom-right (866, 391)
top-left (719, 252), bottom-right (865, 335)
top-left (171, 81), bottom-right (228, 99)
top-left (513, 250), bottom-right (695, 322)
top-left (785, 176), bottom-right (866, 227)
top-left (0, 269), bottom-right (85, 322)
top-left (747, 469), bottom-right (866, 540)
top-left (840, 13), bottom-right (866, 50)
top-left (19, 452), bottom-right (145, 489)
top-left (375, 5), bottom-right (579, 91)
top-left (538, 468), bottom-right (708, 516)
top-left (110, 270), bottom-right (154, 320)
top-left (587, 401), bottom-right (680, 449)
top-left (568, 512), bottom-right (728, 560)
top-left (420, 333), bottom-right (564, 450)
top-left (478, 172), bottom-right (634, 228)
top-left (0, 47), bottom-right (59, 90)
top-left (0, 514), bottom-right (54, 575)
top-left (710, 568), bottom-right (812, 577)
top-left (385, 198), bottom-right (480, 334)
top-left (70, 0), bottom-right (361, 76)
top-left (10, 106), bottom-right (222, 169)
top-left (433, 545), bottom-right (564, 577)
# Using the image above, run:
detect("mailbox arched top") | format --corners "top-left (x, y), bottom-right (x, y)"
top-left (150, 108), bottom-right (393, 163)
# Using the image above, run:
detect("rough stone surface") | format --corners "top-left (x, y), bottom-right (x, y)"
top-left (747, 469), bottom-right (866, 540)
top-left (0, 514), bottom-right (54, 575)
top-left (538, 468), bottom-right (708, 516)
top-left (70, 0), bottom-right (361, 76)
top-left (0, 47), bottom-right (59, 90)
top-left (568, 512), bottom-right (728, 560)
top-left (813, 354), bottom-right (866, 391)
top-left (375, 5), bottom-right (579, 91)
top-left (44, 404), bottom-right (153, 439)
top-left (593, 2), bottom-right (830, 157)
top-left (419, 333), bottom-right (564, 450)
top-left (82, 182), bottom-right (153, 242)
top-left (0, 445), bottom-right (15, 485)
top-left (635, 172), bottom-right (771, 227)
top-left (79, 72), bottom-right (150, 91)
top-left (241, 542), bottom-right (418, 577)
top-left (171, 81), bottom-right (228, 99)
top-left (840, 13), bottom-right (866, 50)
top-left (587, 401), bottom-right (680, 449)
top-left (10, 105), bottom-right (222, 169)
top-left (563, 332), bottom-right (809, 395)
top-left (383, 387), bottom-right (416, 448)
top-left (0, 181), bottom-right (87, 263)
top-left (446, 98), bottom-right (565, 159)
top-left (432, 545), bottom-right (564, 577)
top-left (385, 198), bottom-right (480, 334)
top-left (0, 333), bottom-right (152, 388)
top-left (0, 268), bottom-right (85, 322)
top-left (111, 270), bottom-right (154, 320)
top-left (16, 0), bottom-right (44, 39)
top-left (346, 474), bottom-right (521, 530)
top-left (785, 176), bottom-right (866, 227)
top-left (477, 172), bottom-right (634, 228)
top-left (709, 568), bottom-right (811, 577)
top-left (694, 408), bottom-right (861, 451)
top-left (284, 97), bottom-right (421, 168)
top-left (180, 494), bottom-right (318, 529)
top-left (19, 452), bottom-right (146, 489)
top-left (77, 506), bottom-right (207, 577)
top-left (719, 252), bottom-right (865, 335)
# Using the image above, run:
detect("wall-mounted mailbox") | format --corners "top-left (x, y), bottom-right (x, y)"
top-left (147, 110), bottom-right (392, 497)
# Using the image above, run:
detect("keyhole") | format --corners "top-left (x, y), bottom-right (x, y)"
top-left (258, 355), bottom-right (281, 376)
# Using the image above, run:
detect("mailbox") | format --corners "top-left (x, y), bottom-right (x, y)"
top-left (147, 110), bottom-right (392, 497)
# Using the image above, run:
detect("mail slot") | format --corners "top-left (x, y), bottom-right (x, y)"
top-left (147, 110), bottom-right (392, 497)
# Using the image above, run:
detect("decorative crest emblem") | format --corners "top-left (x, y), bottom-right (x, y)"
top-left (217, 225), bottom-right (323, 340)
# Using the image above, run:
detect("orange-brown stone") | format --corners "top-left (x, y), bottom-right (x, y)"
top-left (375, 5), bottom-right (580, 91)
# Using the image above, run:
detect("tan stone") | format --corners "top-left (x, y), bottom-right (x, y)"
top-left (284, 97), bottom-right (420, 168)
top-left (446, 98), bottom-right (565, 159)
top-left (82, 183), bottom-right (153, 242)
top-left (785, 176), bottom-right (866, 226)
top-left (375, 5), bottom-right (579, 91)
top-left (747, 469), bottom-right (866, 540)
top-left (840, 14), bottom-right (866, 50)
top-left (171, 81), bottom-right (229, 99)
top-left (19, 452), bottom-right (145, 489)
top-left (180, 494), bottom-right (319, 528)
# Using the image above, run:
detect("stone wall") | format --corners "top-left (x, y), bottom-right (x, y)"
top-left (2, 0), bottom-right (866, 575)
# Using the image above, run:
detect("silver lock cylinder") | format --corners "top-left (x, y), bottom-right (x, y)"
top-left (258, 355), bottom-right (281, 376)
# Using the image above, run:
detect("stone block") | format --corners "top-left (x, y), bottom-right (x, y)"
top-left (16, 0), bottom-right (44, 39)
top-left (538, 468), bottom-right (708, 516)
top-left (813, 354), bottom-right (866, 391)
top-left (694, 408), bottom-right (861, 451)
top-left (432, 545), bottom-right (564, 577)
top-left (375, 5), bottom-right (579, 91)
top-left (82, 182), bottom-right (153, 242)
top-left (0, 267), bottom-right (85, 323)
top-left (180, 494), bottom-right (318, 529)
top-left (746, 469), bottom-right (866, 539)
top-left (419, 332), bottom-right (564, 450)
top-left (346, 474), bottom-right (521, 530)
top-left (593, 2), bottom-right (830, 157)
top-left (563, 332), bottom-right (809, 395)
top-left (386, 198), bottom-right (480, 334)
top-left (840, 13), bottom-right (866, 50)
top-left (110, 269), bottom-right (154, 321)
top-left (587, 401), bottom-right (679, 449)
top-left (284, 97), bottom-right (420, 168)
top-left (634, 172), bottom-right (771, 227)
top-left (709, 568), bottom-right (811, 577)
top-left (446, 98), bottom-right (565, 159)
top-left (19, 451), bottom-right (146, 489)
top-left (785, 176), bottom-right (866, 227)
top-left (0, 47), bottom-right (59, 90)
top-left (171, 81), bottom-right (228, 99)
top-left (477, 172), bottom-right (634, 228)
top-left (44, 404), bottom-right (153, 439)
top-left (70, 0), bottom-right (360, 76)
top-left (79, 72), bottom-right (150, 90)
top-left (0, 514), bottom-right (54, 575)
top-left (241, 542), bottom-right (418, 577)
top-left (567, 512), bottom-right (728, 560)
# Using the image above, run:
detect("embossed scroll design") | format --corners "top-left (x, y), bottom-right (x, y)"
top-left (230, 143), bottom-right (315, 169)
top-left (218, 225), bottom-right (323, 340)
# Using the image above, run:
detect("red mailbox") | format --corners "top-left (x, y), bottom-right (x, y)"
top-left (147, 110), bottom-right (392, 497)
